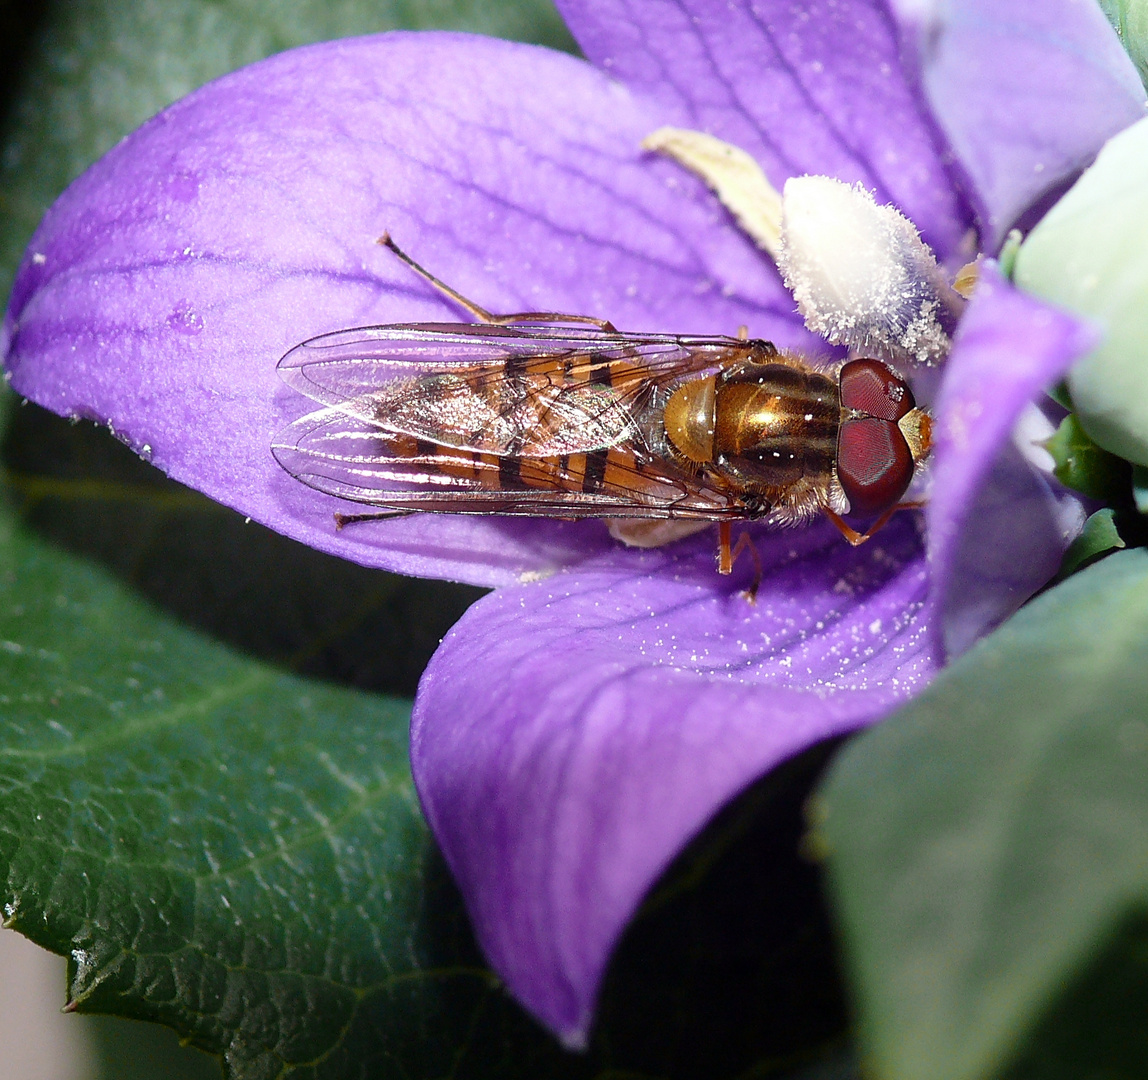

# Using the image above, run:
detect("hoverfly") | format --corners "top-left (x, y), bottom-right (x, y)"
top-left (273, 236), bottom-right (932, 575)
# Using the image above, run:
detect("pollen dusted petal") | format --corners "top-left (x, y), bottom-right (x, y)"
top-left (927, 264), bottom-right (1099, 655)
top-left (894, 0), bottom-right (1147, 250)
top-left (559, 0), bottom-right (976, 260)
top-left (412, 519), bottom-right (938, 1044)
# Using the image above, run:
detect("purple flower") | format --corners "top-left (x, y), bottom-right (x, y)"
top-left (2, 0), bottom-right (1141, 1048)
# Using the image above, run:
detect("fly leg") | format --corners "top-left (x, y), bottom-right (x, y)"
top-left (334, 509), bottom-right (414, 528)
top-left (380, 234), bottom-right (619, 331)
top-left (822, 502), bottom-right (926, 546)
top-left (718, 521), bottom-right (734, 573)
top-left (717, 522), bottom-right (762, 601)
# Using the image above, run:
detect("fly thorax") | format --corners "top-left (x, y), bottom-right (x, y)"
top-left (664, 375), bottom-right (717, 463)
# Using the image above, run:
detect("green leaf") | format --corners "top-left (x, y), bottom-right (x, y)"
top-left (1, 402), bottom-right (486, 698)
top-left (1044, 412), bottom-right (1131, 500)
top-left (1013, 117), bottom-right (1148, 467)
top-left (1050, 507), bottom-right (1125, 583)
top-left (0, 0), bottom-right (576, 300)
top-left (1, 397), bottom-right (855, 1079)
top-left (0, 400), bottom-right (542, 1080)
top-left (1099, 0), bottom-right (1148, 90)
top-left (0, 452), bottom-right (497, 1080)
top-left (815, 548), bottom-right (1148, 1080)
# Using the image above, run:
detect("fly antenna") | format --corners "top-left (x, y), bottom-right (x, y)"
top-left (377, 232), bottom-right (502, 324)
top-left (377, 233), bottom-right (618, 332)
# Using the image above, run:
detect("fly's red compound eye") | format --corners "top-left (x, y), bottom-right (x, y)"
top-left (839, 358), bottom-right (914, 421)
top-left (837, 417), bottom-right (913, 515)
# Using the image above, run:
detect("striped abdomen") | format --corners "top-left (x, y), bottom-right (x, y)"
top-left (372, 350), bottom-right (707, 505)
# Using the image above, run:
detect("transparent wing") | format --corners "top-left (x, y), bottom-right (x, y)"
top-left (277, 323), bottom-right (759, 460)
top-left (277, 322), bottom-right (751, 403)
top-left (271, 404), bottom-right (742, 521)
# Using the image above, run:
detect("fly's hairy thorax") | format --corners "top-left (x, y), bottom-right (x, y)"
top-left (664, 357), bottom-right (847, 526)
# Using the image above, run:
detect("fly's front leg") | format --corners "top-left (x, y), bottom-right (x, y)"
top-left (822, 502), bottom-right (926, 546)
top-left (718, 521), bottom-right (734, 574)
top-left (717, 522), bottom-right (762, 601)
top-left (379, 233), bottom-right (618, 331)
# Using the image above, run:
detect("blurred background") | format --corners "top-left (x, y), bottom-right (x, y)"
top-left (0, 929), bottom-right (217, 1079)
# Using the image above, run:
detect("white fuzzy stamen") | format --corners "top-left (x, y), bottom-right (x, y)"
top-left (778, 176), bottom-right (962, 365)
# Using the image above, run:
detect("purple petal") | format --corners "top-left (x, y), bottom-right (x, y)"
top-left (558, 0), bottom-right (973, 261)
top-left (3, 32), bottom-right (818, 588)
top-left (895, 0), bottom-right (1146, 251)
top-left (411, 519), bottom-right (939, 1043)
top-left (927, 263), bottom-right (1099, 655)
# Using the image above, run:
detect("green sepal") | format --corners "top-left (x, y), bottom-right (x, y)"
top-left (1099, 0), bottom-right (1148, 90)
top-left (1050, 507), bottom-right (1125, 583)
top-left (996, 229), bottom-right (1022, 280)
top-left (1046, 381), bottom-right (1074, 411)
top-left (1044, 411), bottom-right (1131, 500)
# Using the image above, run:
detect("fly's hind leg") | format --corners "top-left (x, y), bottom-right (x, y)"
top-left (334, 508), bottom-right (415, 529)
top-left (379, 233), bottom-right (619, 332)
top-left (822, 502), bottom-right (926, 546)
